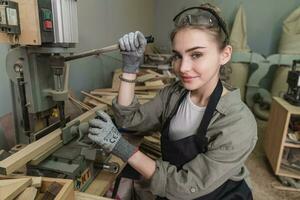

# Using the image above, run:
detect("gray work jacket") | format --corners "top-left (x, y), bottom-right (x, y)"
top-left (112, 82), bottom-right (258, 200)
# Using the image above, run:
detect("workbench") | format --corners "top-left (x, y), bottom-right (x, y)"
top-left (0, 104), bottom-right (145, 199)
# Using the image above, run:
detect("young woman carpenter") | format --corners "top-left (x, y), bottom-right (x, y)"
top-left (88, 4), bottom-right (257, 200)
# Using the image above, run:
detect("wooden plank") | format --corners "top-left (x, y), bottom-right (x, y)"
top-left (30, 141), bottom-right (63, 166)
top-left (94, 85), bottom-right (166, 93)
top-left (0, 0), bottom-right (41, 45)
top-left (146, 69), bottom-right (164, 77)
top-left (137, 74), bottom-right (156, 83)
top-left (111, 69), bottom-right (122, 90)
top-left (83, 97), bottom-right (102, 107)
top-left (145, 80), bottom-right (164, 87)
top-left (81, 91), bottom-right (112, 106)
top-left (90, 91), bottom-right (118, 97)
top-left (272, 184), bottom-right (300, 192)
top-left (15, 187), bottom-right (37, 200)
top-left (68, 95), bottom-right (92, 111)
top-left (0, 178), bottom-right (27, 187)
top-left (75, 192), bottom-right (112, 200)
top-left (0, 178), bottom-right (32, 200)
top-left (0, 131), bottom-right (61, 175)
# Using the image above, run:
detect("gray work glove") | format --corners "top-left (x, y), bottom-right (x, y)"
top-left (119, 31), bottom-right (147, 73)
top-left (88, 110), bottom-right (137, 161)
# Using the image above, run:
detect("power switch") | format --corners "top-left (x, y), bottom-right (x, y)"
top-left (44, 20), bottom-right (52, 29)
top-left (42, 8), bottom-right (52, 20)
top-left (41, 8), bottom-right (53, 31)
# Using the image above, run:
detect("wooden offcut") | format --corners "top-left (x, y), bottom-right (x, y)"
top-left (15, 187), bottom-right (37, 200)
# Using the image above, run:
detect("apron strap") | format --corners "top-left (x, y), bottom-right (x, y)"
top-left (196, 79), bottom-right (223, 152)
top-left (161, 79), bottom-right (223, 153)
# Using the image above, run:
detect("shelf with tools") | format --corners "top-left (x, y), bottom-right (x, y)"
top-left (264, 97), bottom-right (300, 180)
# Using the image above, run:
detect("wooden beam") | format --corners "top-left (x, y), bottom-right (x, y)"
top-left (75, 192), bottom-right (112, 200)
top-left (68, 95), bottom-right (92, 111)
top-left (29, 141), bottom-right (63, 166)
top-left (90, 91), bottom-right (118, 96)
top-left (146, 69), bottom-right (164, 77)
top-left (94, 85), bottom-right (167, 93)
top-left (81, 91), bottom-right (112, 106)
top-left (137, 74), bottom-right (156, 83)
top-left (0, 131), bottom-right (61, 175)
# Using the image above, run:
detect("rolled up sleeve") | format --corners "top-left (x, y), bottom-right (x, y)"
top-left (112, 90), bottom-right (166, 133)
top-left (146, 109), bottom-right (258, 199)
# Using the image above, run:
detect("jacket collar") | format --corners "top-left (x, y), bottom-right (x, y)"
top-left (175, 81), bottom-right (242, 115)
top-left (216, 88), bottom-right (242, 115)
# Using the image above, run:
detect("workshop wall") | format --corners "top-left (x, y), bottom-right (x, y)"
top-left (154, 0), bottom-right (300, 56)
top-left (69, 0), bottom-right (154, 99)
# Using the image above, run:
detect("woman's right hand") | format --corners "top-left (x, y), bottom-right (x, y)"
top-left (119, 31), bottom-right (147, 74)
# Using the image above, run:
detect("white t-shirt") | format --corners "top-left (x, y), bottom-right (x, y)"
top-left (169, 91), bottom-right (206, 141)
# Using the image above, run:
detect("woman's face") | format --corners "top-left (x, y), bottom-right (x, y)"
top-left (172, 28), bottom-right (231, 91)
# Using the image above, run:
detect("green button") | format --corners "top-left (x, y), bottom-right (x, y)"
top-left (42, 8), bottom-right (52, 20)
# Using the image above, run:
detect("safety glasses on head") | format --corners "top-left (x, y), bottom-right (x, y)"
top-left (173, 6), bottom-right (229, 44)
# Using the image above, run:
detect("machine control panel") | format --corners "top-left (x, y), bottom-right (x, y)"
top-left (41, 8), bottom-right (53, 31)
top-left (38, 0), bottom-right (54, 43)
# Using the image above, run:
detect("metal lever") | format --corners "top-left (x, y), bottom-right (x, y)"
top-left (96, 162), bottom-right (120, 174)
top-left (64, 35), bottom-right (154, 62)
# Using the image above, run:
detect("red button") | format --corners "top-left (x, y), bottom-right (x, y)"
top-left (44, 20), bottom-right (53, 29)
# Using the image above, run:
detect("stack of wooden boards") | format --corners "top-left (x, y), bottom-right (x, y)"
top-left (77, 68), bottom-right (176, 160)
top-left (79, 68), bottom-right (175, 108)
top-left (0, 176), bottom-right (73, 200)
top-left (0, 176), bottom-right (113, 200)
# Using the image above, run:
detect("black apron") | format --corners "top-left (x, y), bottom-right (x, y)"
top-left (158, 80), bottom-right (253, 200)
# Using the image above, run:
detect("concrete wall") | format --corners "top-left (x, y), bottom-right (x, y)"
top-left (154, 0), bottom-right (300, 56)
top-left (0, 45), bottom-right (10, 116)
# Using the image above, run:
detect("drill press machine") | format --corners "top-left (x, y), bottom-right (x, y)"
top-left (1, 0), bottom-right (118, 191)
